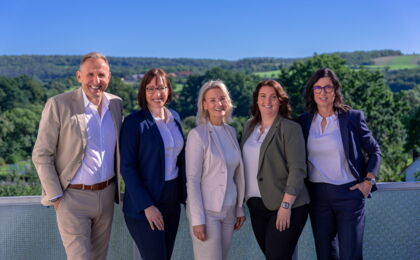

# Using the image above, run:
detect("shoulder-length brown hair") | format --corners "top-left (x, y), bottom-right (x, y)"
top-left (137, 68), bottom-right (172, 109)
top-left (250, 79), bottom-right (292, 127)
top-left (304, 68), bottom-right (350, 113)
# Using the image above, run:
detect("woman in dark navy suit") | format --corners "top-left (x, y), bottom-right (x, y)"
top-left (298, 68), bottom-right (381, 260)
top-left (120, 68), bottom-right (186, 260)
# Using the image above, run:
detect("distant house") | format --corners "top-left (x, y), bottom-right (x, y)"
top-left (176, 71), bottom-right (193, 77)
top-left (404, 158), bottom-right (420, 181)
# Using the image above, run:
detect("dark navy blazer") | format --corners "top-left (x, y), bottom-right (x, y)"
top-left (297, 109), bottom-right (381, 191)
top-left (120, 108), bottom-right (187, 219)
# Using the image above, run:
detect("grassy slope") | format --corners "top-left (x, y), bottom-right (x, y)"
top-left (371, 55), bottom-right (420, 70)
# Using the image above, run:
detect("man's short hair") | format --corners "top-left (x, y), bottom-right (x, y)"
top-left (80, 52), bottom-right (109, 67)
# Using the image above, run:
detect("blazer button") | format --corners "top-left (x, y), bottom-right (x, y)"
top-left (258, 177), bottom-right (263, 181)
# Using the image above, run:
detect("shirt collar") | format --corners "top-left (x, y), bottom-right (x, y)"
top-left (81, 89), bottom-right (110, 110)
top-left (152, 107), bottom-right (173, 124)
top-left (315, 112), bottom-right (337, 122)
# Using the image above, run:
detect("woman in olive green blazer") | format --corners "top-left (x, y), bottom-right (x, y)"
top-left (241, 79), bottom-right (309, 260)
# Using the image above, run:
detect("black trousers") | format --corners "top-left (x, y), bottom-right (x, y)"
top-left (308, 181), bottom-right (366, 260)
top-left (247, 197), bottom-right (309, 260)
top-left (124, 178), bottom-right (180, 260)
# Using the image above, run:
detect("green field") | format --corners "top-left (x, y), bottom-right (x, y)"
top-left (371, 55), bottom-right (420, 70)
top-left (253, 70), bottom-right (281, 78)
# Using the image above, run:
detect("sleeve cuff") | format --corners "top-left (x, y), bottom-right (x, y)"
top-left (49, 194), bottom-right (63, 202)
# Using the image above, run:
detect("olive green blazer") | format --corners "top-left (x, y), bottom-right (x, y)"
top-left (241, 115), bottom-right (309, 210)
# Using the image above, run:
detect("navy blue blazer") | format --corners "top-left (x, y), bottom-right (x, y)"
top-left (120, 108), bottom-right (187, 219)
top-left (297, 109), bottom-right (381, 191)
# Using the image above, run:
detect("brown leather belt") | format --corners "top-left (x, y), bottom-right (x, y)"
top-left (68, 177), bottom-right (115, 191)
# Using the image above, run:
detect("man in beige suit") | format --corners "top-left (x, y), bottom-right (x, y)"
top-left (32, 52), bottom-right (123, 260)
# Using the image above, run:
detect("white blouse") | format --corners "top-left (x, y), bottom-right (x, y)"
top-left (242, 124), bottom-right (271, 200)
top-left (307, 113), bottom-right (355, 185)
top-left (153, 108), bottom-right (184, 181)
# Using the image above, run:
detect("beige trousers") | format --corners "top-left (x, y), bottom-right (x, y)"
top-left (189, 205), bottom-right (237, 260)
top-left (56, 183), bottom-right (115, 260)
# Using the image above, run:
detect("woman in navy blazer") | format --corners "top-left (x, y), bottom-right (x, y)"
top-left (120, 68), bottom-right (186, 260)
top-left (297, 68), bottom-right (381, 260)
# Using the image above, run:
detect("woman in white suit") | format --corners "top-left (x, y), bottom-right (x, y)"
top-left (186, 80), bottom-right (245, 260)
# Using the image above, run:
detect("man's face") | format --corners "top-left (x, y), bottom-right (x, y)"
top-left (76, 58), bottom-right (111, 104)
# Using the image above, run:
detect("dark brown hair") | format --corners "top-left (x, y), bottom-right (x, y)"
top-left (250, 79), bottom-right (292, 127)
top-left (137, 68), bottom-right (172, 109)
top-left (304, 68), bottom-right (350, 113)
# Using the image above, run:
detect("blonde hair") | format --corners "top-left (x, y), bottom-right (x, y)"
top-left (196, 80), bottom-right (233, 125)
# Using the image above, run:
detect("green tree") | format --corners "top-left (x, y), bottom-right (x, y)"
top-left (0, 105), bottom-right (42, 163)
top-left (107, 77), bottom-right (138, 115)
top-left (173, 67), bottom-right (259, 119)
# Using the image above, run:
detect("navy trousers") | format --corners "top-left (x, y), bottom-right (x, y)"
top-left (308, 181), bottom-right (366, 260)
top-left (124, 178), bottom-right (180, 260)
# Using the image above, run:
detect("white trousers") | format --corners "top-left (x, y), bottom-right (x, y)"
top-left (189, 205), bottom-right (237, 260)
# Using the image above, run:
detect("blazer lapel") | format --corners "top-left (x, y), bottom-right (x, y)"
top-left (240, 121), bottom-right (254, 149)
top-left (338, 111), bottom-right (350, 162)
top-left (302, 113), bottom-right (315, 142)
top-left (145, 110), bottom-right (166, 159)
top-left (107, 95), bottom-right (121, 135)
top-left (73, 88), bottom-right (87, 149)
top-left (257, 115), bottom-right (281, 175)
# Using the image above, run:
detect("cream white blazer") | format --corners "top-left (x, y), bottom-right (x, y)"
top-left (185, 122), bottom-right (245, 226)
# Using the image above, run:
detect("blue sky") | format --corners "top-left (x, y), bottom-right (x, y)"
top-left (1, 0), bottom-right (419, 60)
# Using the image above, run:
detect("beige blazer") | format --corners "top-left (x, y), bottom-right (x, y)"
top-left (186, 123), bottom-right (245, 226)
top-left (241, 115), bottom-right (310, 210)
top-left (32, 87), bottom-right (123, 206)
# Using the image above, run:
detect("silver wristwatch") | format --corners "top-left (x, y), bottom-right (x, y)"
top-left (364, 177), bottom-right (376, 185)
top-left (280, 202), bottom-right (290, 209)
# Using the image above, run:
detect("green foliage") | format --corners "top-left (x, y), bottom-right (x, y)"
top-left (0, 76), bottom-right (46, 111)
top-left (107, 77), bottom-right (138, 115)
top-left (0, 105), bottom-right (43, 163)
top-left (1, 51), bottom-right (407, 83)
top-left (181, 116), bottom-right (196, 137)
top-left (229, 117), bottom-right (248, 138)
top-left (172, 67), bottom-right (259, 119)
top-left (384, 68), bottom-right (420, 92)
top-left (405, 107), bottom-right (420, 155)
top-left (0, 163), bottom-right (41, 196)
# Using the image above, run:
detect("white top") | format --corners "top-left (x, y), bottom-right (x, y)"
top-left (212, 124), bottom-right (240, 207)
top-left (71, 91), bottom-right (116, 185)
top-left (153, 108), bottom-right (184, 181)
top-left (242, 124), bottom-right (271, 200)
top-left (307, 113), bottom-right (355, 184)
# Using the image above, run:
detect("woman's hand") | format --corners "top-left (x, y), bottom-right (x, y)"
top-left (234, 216), bottom-right (246, 230)
top-left (144, 205), bottom-right (164, 231)
top-left (276, 207), bottom-right (291, 232)
top-left (350, 181), bottom-right (372, 198)
top-left (192, 224), bottom-right (206, 241)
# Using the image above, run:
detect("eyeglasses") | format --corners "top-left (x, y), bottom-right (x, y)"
top-left (146, 86), bottom-right (168, 93)
top-left (313, 85), bottom-right (334, 94)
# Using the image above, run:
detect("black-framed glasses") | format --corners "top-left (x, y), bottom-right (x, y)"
top-left (313, 85), bottom-right (334, 94)
top-left (146, 86), bottom-right (168, 93)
